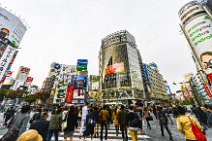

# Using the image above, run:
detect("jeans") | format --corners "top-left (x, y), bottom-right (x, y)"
top-left (100, 122), bottom-right (108, 140)
top-left (146, 118), bottom-right (151, 129)
top-left (160, 123), bottom-right (172, 139)
top-left (115, 125), bottom-right (119, 136)
top-left (121, 128), bottom-right (128, 141)
top-left (129, 128), bottom-right (138, 141)
top-left (46, 129), bottom-right (59, 141)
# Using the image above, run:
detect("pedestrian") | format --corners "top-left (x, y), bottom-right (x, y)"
top-left (135, 105), bottom-right (143, 130)
top-left (99, 105), bottom-right (109, 141)
top-left (194, 107), bottom-right (208, 135)
top-left (29, 108), bottom-right (42, 124)
top-left (83, 108), bottom-right (97, 141)
top-left (0, 105), bottom-right (31, 141)
top-left (93, 106), bottom-right (100, 138)
top-left (79, 102), bottom-right (89, 139)
top-left (157, 106), bottom-right (173, 141)
top-left (46, 108), bottom-right (62, 141)
top-left (30, 112), bottom-right (49, 141)
top-left (3, 106), bottom-right (15, 127)
top-left (127, 106), bottom-right (142, 141)
top-left (16, 129), bottom-right (43, 141)
top-left (176, 106), bottom-right (203, 141)
top-left (63, 106), bottom-right (78, 141)
top-left (112, 106), bottom-right (119, 136)
top-left (164, 106), bottom-right (174, 125)
top-left (117, 105), bottom-right (128, 141)
top-left (62, 106), bottom-right (68, 121)
top-left (143, 107), bottom-right (151, 130)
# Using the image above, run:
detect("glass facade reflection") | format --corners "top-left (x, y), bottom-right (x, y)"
top-left (99, 30), bottom-right (145, 103)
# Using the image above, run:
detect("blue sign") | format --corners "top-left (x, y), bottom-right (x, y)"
top-left (77, 59), bottom-right (88, 65)
top-left (73, 75), bottom-right (88, 89)
top-left (143, 64), bottom-right (151, 84)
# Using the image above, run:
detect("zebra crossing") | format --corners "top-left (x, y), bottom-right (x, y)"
top-left (47, 125), bottom-right (152, 141)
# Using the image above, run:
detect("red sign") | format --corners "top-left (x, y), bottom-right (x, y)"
top-left (203, 83), bottom-right (212, 98)
top-left (26, 77), bottom-right (33, 82)
top-left (21, 67), bottom-right (30, 73)
top-left (66, 85), bottom-right (73, 103)
top-left (207, 73), bottom-right (212, 83)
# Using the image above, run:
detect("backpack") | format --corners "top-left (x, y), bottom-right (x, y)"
top-left (87, 114), bottom-right (96, 127)
top-left (129, 113), bottom-right (139, 127)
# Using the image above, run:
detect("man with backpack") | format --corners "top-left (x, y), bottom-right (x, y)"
top-left (157, 106), bottom-right (173, 141)
top-left (127, 106), bottom-right (142, 141)
top-left (84, 108), bottom-right (96, 141)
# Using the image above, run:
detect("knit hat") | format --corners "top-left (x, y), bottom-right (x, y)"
top-left (17, 129), bottom-right (43, 141)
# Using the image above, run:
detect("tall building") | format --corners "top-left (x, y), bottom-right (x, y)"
top-left (99, 30), bottom-right (146, 104)
top-left (143, 63), bottom-right (169, 103)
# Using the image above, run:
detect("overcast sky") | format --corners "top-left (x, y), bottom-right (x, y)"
top-left (0, 0), bottom-right (196, 90)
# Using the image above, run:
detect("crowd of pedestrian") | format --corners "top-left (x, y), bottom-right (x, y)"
top-left (0, 103), bottom-right (211, 141)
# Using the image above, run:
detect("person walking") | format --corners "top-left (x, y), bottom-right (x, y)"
top-left (0, 105), bottom-right (31, 141)
top-left (30, 112), bottom-right (49, 141)
top-left (3, 106), bottom-right (15, 127)
top-left (143, 107), bottom-right (151, 130)
top-left (164, 107), bottom-right (174, 125)
top-left (29, 108), bottom-right (42, 124)
top-left (99, 105), bottom-right (109, 141)
top-left (194, 107), bottom-right (208, 135)
top-left (46, 108), bottom-right (62, 141)
top-left (83, 108), bottom-right (97, 141)
top-left (117, 105), bottom-right (128, 141)
top-left (157, 106), bottom-right (173, 141)
top-left (127, 106), bottom-right (142, 141)
top-left (112, 106), bottom-right (119, 136)
top-left (176, 106), bottom-right (203, 141)
top-left (63, 106), bottom-right (78, 141)
top-left (79, 102), bottom-right (89, 139)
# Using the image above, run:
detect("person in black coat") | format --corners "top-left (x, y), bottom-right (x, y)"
top-left (63, 106), bottom-right (78, 141)
top-left (30, 112), bottom-right (49, 141)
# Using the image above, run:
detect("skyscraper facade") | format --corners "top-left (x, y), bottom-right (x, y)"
top-left (99, 30), bottom-right (145, 104)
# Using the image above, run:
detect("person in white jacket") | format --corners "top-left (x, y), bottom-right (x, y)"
top-left (79, 102), bottom-right (89, 138)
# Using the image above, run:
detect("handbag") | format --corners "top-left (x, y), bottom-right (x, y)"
top-left (146, 115), bottom-right (153, 121)
top-left (188, 116), bottom-right (207, 141)
top-left (61, 114), bottom-right (68, 131)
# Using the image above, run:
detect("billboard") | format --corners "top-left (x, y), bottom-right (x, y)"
top-left (73, 75), bottom-right (87, 89)
top-left (90, 75), bottom-right (100, 82)
top-left (0, 7), bottom-right (27, 46)
top-left (105, 63), bottom-right (125, 75)
top-left (0, 46), bottom-right (16, 81)
top-left (185, 14), bottom-right (212, 64)
top-left (73, 89), bottom-right (85, 99)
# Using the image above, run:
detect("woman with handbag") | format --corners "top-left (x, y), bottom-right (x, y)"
top-left (63, 106), bottom-right (78, 141)
top-left (176, 106), bottom-right (206, 141)
top-left (143, 107), bottom-right (152, 130)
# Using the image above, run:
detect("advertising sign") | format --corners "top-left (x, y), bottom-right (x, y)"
top-left (77, 59), bottom-right (88, 65)
top-left (105, 63), bottom-right (125, 75)
top-left (73, 89), bottom-right (84, 99)
top-left (73, 75), bottom-right (87, 89)
top-left (0, 46), bottom-right (16, 81)
top-left (0, 7), bottom-right (27, 46)
top-left (76, 71), bottom-right (88, 76)
top-left (77, 65), bottom-right (87, 71)
top-left (185, 14), bottom-right (212, 65)
top-left (26, 77), bottom-right (33, 83)
top-left (16, 66), bottom-right (30, 81)
top-left (90, 75), bottom-right (100, 82)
